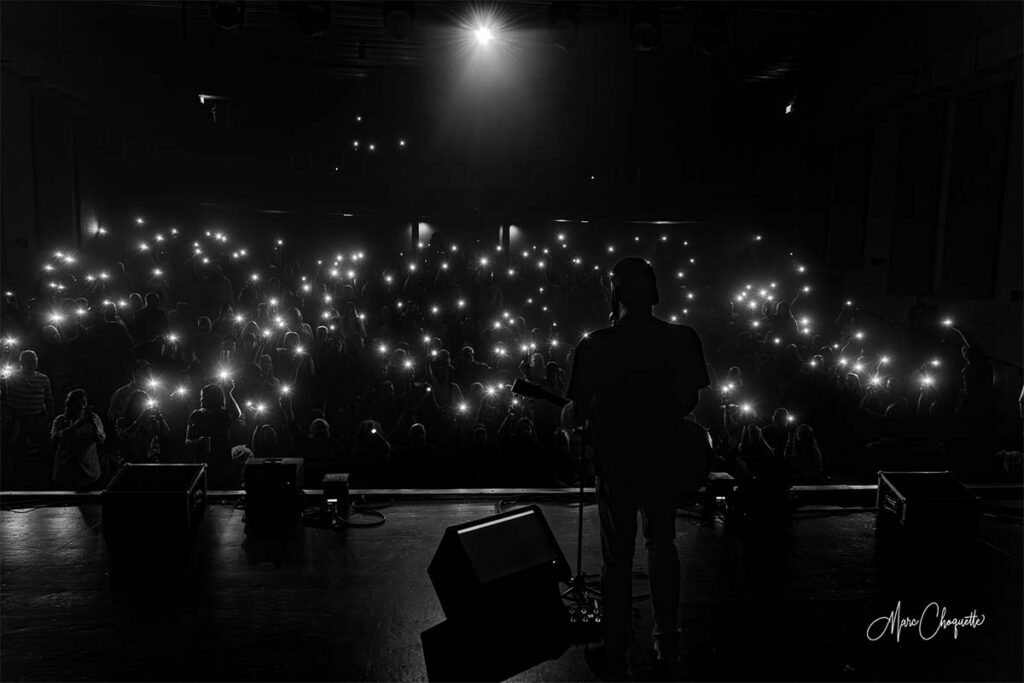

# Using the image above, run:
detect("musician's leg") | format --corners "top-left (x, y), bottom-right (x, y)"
top-left (641, 478), bottom-right (682, 661)
top-left (597, 474), bottom-right (639, 665)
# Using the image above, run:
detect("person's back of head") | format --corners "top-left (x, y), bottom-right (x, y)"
top-left (771, 408), bottom-right (788, 428)
top-left (145, 292), bottom-right (161, 309)
top-left (796, 424), bottom-right (815, 446)
top-left (545, 361), bottom-right (560, 382)
top-left (131, 359), bottom-right (151, 385)
top-left (610, 257), bottom-right (659, 311)
top-left (64, 388), bottom-right (87, 417)
top-left (310, 418), bottom-right (330, 440)
top-left (409, 422), bottom-right (427, 447)
top-left (514, 417), bottom-right (535, 439)
top-left (197, 317), bottom-right (212, 333)
top-left (200, 383), bottom-right (225, 411)
top-left (129, 293), bottom-right (143, 312)
top-left (19, 349), bottom-right (38, 374)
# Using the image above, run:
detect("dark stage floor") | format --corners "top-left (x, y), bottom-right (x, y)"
top-left (1, 497), bottom-right (1021, 682)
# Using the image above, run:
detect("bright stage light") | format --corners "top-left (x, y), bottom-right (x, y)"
top-left (475, 25), bottom-right (494, 45)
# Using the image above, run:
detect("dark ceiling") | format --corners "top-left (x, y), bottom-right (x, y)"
top-left (1, 1), bottom-right (888, 106)
top-left (1, 2), bottom-right (1018, 219)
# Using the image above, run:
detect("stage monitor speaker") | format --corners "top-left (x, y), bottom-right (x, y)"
top-left (428, 505), bottom-right (571, 624)
top-left (877, 470), bottom-right (980, 539)
top-left (243, 457), bottom-right (305, 525)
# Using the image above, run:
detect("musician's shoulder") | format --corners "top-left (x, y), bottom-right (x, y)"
top-left (587, 326), bottom-right (618, 342)
top-left (661, 317), bottom-right (699, 336)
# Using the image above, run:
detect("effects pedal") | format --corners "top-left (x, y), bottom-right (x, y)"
top-left (566, 601), bottom-right (603, 644)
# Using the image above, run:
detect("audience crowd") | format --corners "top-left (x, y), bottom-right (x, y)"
top-left (1, 220), bottom-right (1018, 492)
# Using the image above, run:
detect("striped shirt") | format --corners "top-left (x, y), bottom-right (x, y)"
top-left (1, 371), bottom-right (53, 418)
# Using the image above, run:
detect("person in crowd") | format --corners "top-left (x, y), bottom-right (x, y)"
top-left (428, 353), bottom-right (463, 413)
top-left (201, 266), bottom-right (235, 316)
top-left (185, 381), bottom-right (242, 486)
top-left (787, 423), bottom-right (824, 483)
top-left (194, 316), bottom-right (221, 369)
top-left (725, 366), bottom-right (744, 393)
top-left (497, 413), bottom-right (546, 485)
top-left (760, 408), bottom-right (791, 457)
top-left (2, 349), bottom-right (55, 424)
top-left (133, 292), bottom-right (168, 342)
top-left (454, 345), bottom-right (490, 387)
top-left (738, 424), bottom-right (775, 460)
top-left (396, 422), bottom-right (443, 487)
top-left (108, 360), bottom-right (152, 426)
top-left (349, 419), bottom-right (392, 487)
top-left (1, 350), bottom-right (55, 486)
top-left (211, 303), bottom-right (236, 340)
top-left (51, 388), bottom-right (105, 490)
top-left (84, 304), bottom-right (135, 407)
top-left (116, 390), bottom-right (170, 463)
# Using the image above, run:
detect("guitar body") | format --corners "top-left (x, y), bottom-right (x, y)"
top-left (511, 379), bottom-right (714, 494)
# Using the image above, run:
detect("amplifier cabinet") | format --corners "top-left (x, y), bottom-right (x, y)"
top-left (877, 470), bottom-right (980, 538)
top-left (101, 463), bottom-right (208, 550)
top-left (243, 457), bottom-right (305, 525)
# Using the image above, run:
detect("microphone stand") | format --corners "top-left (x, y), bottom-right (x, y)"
top-left (561, 425), bottom-right (601, 605)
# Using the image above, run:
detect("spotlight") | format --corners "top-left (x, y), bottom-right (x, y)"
top-left (475, 25), bottom-right (494, 46)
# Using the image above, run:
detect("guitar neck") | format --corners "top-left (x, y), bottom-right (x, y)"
top-left (510, 379), bottom-right (569, 408)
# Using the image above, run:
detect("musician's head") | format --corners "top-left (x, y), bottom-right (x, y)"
top-left (611, 257), bottom-right (659, 312)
